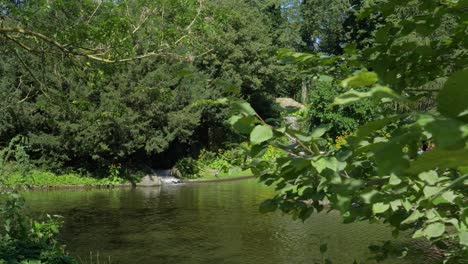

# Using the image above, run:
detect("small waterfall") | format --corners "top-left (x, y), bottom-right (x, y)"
top-left (153, 170), bottom-right (181, 185)
top-left (137, 169), bottom-right (181, 187)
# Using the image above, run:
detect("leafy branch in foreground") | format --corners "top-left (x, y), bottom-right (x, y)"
top-left (229, 68), bottom-right (467, 262)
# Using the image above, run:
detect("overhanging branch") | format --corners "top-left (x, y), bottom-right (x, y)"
top-left (0, 27), bottom-right (190, 63)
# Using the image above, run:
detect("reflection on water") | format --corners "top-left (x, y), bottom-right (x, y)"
top-left (23, 180), bottom-right (428, 264)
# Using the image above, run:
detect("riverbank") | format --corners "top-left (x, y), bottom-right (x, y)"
top-left (0, 169), bottom-right (129, 190)
top-left (0, 168), bottom-right (255, 190)
top-left (186, 174), bottom-right (255, 183)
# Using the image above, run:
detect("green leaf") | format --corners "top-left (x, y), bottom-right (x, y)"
top-left (423, 222), bottom-right (445, 238)
top-left (310, 124), bottom-right (331, 138)
top-left (233, 116), bottom-right (258, 134)
top-left (402, 210), bottom-right (424, 224)
top-left (413, 229), bottom-right (425, 238)
top-left (231, 100), bottom-right (257, 116)
top-left (333, 86), bottom-right (403, 105)
top-left (311, 157), bottom-right (346, 173)
top-left (437, 68), bottom-right (468, 122)
top-left (401, 199), bottom-right (412, 211)
top-left (390, 200), bottom-right (401, 211)
top-left (259, 199), bottom-right (277, 213)
top-left (409, 148), bottom-right (468, 174)
top-left (460, 231), bottom-right (468, 246)
top-left (250, 125), bottom-right (273, 145)
top-left (341, 71), bottom-right (379, 88)
top-left (423, 186), bottom-right (443, 198)
top-left (418, 171), bottom-right (439, 185)
top-left (425, 118), bottom-right (465, 149)
top-left (441, 191), bottom-right (457, 203)
top-left (372, 141), bottom-right (410, 176)
top-left (361, 190), bottom-right (379, 204)
top-left (389, 174), bottom-right (402, 185)
top-left (373, 202), bottom-right (390, 214)
top-left (228, 115), bottom-right (242, 125)
top-left (250, 144), bottom-right (268, 158)
top-left (350, 115), bottom-right (403, 144)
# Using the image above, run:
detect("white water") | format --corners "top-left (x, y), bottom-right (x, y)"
top-left (160, 175), bottom-right (181, 184)
top-left (153, 169), bottom-right (181, 184)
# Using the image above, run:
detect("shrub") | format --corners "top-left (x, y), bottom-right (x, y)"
top-left (303, 76), bottom-right (381, 138)
top-left (173, 157), bottom-right (200, 179)
top-left (0, 193), bottom-right (77, 264)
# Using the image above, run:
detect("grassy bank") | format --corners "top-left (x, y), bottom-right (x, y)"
top-left (0, 169), bottom-right (127, 188)
top-left (0, 168), bottom-right (253, 188)
top-left (188, 168), bottom-right (253, 181)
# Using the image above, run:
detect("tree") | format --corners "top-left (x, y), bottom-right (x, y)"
top-left (299, 0), bottom-right (351, 54)
top-left (0, 0), bottom-right (302, 173)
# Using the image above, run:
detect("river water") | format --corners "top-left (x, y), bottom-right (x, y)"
top-left (23, 179), bottom-right (430, 264)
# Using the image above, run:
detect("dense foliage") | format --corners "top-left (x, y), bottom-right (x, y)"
top-left (228, 0), bottom-right (468, 262)
top-left (0, 0), bottom-right (467, 262)
top-left (0, 0), bottom-right (298, 175)
top-left (0, 193), bottom-right (76, 263)
top-left (301, 75), bottom-right (381, 139)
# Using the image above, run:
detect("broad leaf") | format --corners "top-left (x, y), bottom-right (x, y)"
top-left (373, 202), bottom-right (390, 214)
top-left (409, 148), bottom-right (468, 174)
top-left (437, 68), bottom-right (468, 122)
top-left (341, 71), bottom-right (378, 88)
top-left (418, 171), bottom-right (439, 185)
top-left (250, 125), bottom-right (273, 145)
top-left (333, 86), bottom-right (403, 105)
top-left (423, 222), bottom-right (445, 238)
top-left (231, 100), bottom-right (257, 116)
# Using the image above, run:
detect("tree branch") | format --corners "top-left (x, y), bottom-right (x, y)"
top-left (185, 0), bottom-right (204, 32)
top-left (0, 27), bottom-right (187, 63)
top-left (86, 0), bottom-right (103, 24)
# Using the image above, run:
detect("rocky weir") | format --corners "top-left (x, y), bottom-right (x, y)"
top-left (136, 169), bottom-right (181, 187)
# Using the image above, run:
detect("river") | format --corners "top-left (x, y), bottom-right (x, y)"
top-left (23, 179), bottom-right (431, 264)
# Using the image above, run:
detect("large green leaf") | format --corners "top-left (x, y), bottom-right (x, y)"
top-left (341, 71), bottom-right (378, 88)
top-left (310, 124), bottom-right (331, 138)
top-left (423, 186), bottom-right (443, 199)
top-left (231, 100), bottom-right (257, 116)
top-left (437, 68), bottom-right (468, 122)
top-left (250, 125), bottom-right (273, 145)
top-left (232, 116), bottom-right (258, 134)
top-left (418, 171), bottom-right (439, 185)
top-left (373, 202), bottom-right (390, 214)
top-left (333, 86), bottom-right (403, 105)
top-left (425, 118), bottom-right (465, 149)
top-left (311, 157), bottom-right (346, 173)
top-left (423, 222), bottom-right (445, 238)
top-left (408, 148), bottom-right (468, 174)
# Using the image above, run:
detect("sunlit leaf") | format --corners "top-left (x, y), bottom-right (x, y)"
top-left (341, 71), bottom-right (378, 88)
top-left (333, 86), bottom-right (403, 105)
top-left (423, 222), bottom-right (445, 238)
top-left (418, 171), bottom-right (439, 185)
top-left (250, 125), bottom-right (273, 145)
top-left (372, 202), bottom-right (390, 214)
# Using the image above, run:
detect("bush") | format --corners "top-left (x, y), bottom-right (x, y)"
top-left (173, 157), bottom-right (200, 179)
top-left (303, 75), bottom-right (381, 139)
top-left (0, 193), bottom-right (77, 264)
top-left (196, 146), bottom-right (248, 174)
